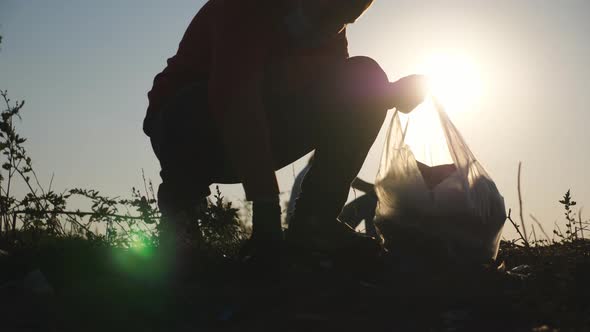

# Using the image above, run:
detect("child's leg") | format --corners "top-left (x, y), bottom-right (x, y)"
top-left (295, 56), bottom-right (389, 221)
top-left (145, 81), bottom-right (218, 246)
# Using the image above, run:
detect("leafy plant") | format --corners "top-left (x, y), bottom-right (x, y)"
top-left (553, 189), bottom-right (588, 242)
top-left (199, 186), bottom-right (249, 255)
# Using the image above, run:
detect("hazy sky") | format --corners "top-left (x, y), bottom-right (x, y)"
top-left (1, 0), bottom-right (589, 239)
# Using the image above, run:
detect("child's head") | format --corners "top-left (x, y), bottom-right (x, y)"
top-left (286, 0), bottom-right (374, 40)
top-left (309, 0), bottom-right (374, 33)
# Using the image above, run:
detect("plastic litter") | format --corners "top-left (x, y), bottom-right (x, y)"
top-left (374, 97), bottom-right (506, 263)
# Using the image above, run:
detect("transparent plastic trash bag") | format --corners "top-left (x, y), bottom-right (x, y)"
top-left (374, 97), bottom-right (506, 262)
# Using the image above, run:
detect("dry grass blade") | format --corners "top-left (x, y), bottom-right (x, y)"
top-left (517, 162), bottom-right (529, 245)
top-left (530, 214), bottom-right (551, 242)
top-left (579, 207), bottom-right (585, 239)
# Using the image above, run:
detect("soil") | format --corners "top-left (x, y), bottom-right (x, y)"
top-left (1, 239), bottom-right (589, 332)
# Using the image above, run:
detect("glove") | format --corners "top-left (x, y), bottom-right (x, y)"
top-left (388, 74), bottom-right (429, 114)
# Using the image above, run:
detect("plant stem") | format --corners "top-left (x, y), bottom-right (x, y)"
top-left (13, 209), bottom-right (158, 221)
top-left (517, 162), bottom-right (529, 245)
top-left (507, 209), bottom-right (529, 247)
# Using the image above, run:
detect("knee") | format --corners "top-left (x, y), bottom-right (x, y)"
top-left (345, 56), bottom-right (389, 87)
top-left (339, 56), bottom-right (390, 113)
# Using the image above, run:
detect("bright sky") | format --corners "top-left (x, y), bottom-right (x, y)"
top-left (1, 0), bottom-right (589, 240)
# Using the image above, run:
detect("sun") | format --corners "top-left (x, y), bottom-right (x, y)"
top-left (419, 53), bottom-right (483, 114)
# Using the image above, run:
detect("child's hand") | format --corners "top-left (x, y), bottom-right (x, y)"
top-left (388, 74), bottom-right (429, 113)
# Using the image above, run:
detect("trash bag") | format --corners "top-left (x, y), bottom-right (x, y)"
top-left (374, 97), bottom-right (506, 263)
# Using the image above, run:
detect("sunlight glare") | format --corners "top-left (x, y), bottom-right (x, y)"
top-left (419, 53), bottom-right (483, 114)
top-left (399, 98), bottom-right (454, 166)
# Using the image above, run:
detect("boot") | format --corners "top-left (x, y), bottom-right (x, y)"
top-left (158, 209), bottom-right (202, 253)
top-left (286, 214), bottom-right (383, 259)
top-left (157, 200), bottom-right (206, 282)
top-left (238, 200), bottom-right (284, 282)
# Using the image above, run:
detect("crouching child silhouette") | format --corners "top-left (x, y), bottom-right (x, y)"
top-left (143, 0), bottom-right (427, 272)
